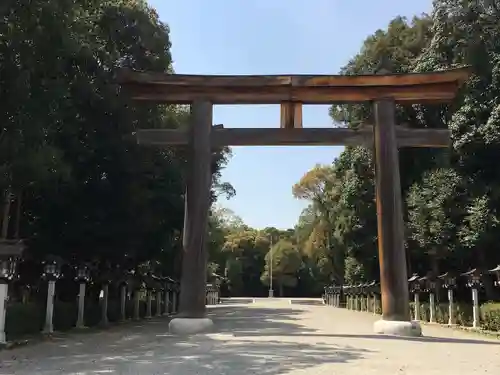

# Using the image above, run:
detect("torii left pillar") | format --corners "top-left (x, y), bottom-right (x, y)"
top-left (169, 100), bottom-right (214, 335)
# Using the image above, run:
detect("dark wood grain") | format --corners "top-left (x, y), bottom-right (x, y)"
top-left (121, 81), bottom-right (463, 104)
top-left (116, 67), bottom-right (470, 104)
top-left (177, 100), bottom-right (212, 319)
top-left (136, 127), bottom-right (451, 148)
top-left (280, 102), bottom-right (302, 128)
top-left (116, 66), bottom-right (470, 87)
top-left (373, 99), bottom-right (410, 322)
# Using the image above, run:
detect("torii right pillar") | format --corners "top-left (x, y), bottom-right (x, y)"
top-left (372, 98), bottom-right (421, 336)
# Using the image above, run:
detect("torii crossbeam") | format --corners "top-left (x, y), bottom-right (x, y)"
top-left (116, 66), bottom-right (470, 336)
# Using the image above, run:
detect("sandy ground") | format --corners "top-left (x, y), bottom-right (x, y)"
top-left (0, 298), bottom-right (499, 375)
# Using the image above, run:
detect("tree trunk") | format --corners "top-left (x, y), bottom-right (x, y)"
top-left (477, 246), bottom-right (496, 300)
top-left (1, 189), bottom-right (12, 239)
top-left (430, 251), bottom-right (440, 276)
top-left (279, 282), bottom-right (284, 297)
top-left (430, 252), bottom-right (441, 301)
top-left (14, 190), bottom-right (22, 239)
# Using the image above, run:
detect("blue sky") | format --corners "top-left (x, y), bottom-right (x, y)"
top-left (149, 0), bottom-right (433, 229)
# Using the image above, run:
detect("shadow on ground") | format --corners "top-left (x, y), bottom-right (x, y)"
top-left (0, 305), bottom-right (370, 375)
top-left (290, 299), bottom-right (325, 306)
top-left (220, 298), bottom-right (254, 305)
top-left (231, 331), bottom-right (500, 345)
top-left (210, 305), bottom-right (317, 335)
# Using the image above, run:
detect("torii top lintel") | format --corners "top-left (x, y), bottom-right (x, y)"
top-left (115, 66), bottom-right (471, 105)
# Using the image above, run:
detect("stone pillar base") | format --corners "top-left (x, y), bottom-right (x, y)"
top-left (168, 317), bottom-right (214, 335)
top-left (373, 319), bottom-right (422, 337)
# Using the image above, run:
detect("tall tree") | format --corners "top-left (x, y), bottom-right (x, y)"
top-left (261, 239), bottom-right (302, 297)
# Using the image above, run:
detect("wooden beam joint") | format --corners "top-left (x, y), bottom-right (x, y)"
top-left (280, 102), bottom-right (303, 128)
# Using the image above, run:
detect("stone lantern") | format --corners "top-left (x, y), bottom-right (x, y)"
top-left (117, 271), bottom-right (132, 322)
top-left (163, 277), bottom-right (173, 315)
top-left (461, 268), bottom-right (482, 328)
top-left (366, 281), bottom-right (378, 314)
top-left (42, 258), bottom-right (61, 334)
top-left (329, 285), bottom-right (336, 307)
top-left (343, 285), bottom-right (351, 310)
top-left (374, 281), bottom-right (381, 315)
top-left (206, 283), bottom-right (214, 306)
top-left (75, 265), bottom-right (90, 329)
top-left (408, 273), bottom-right (421, 321)
top-left (349, 284), bottom-right (357, 310)
top-left (419, 273), bottom-right (438, 323)
top-left (336, 285), bottom-right (342, 308)
top-left (128, 271), bottom-right (142, 321)
top-left (172, 280), bottom-right (180, 314)
top-left (97, 268), bottom-right (113, 328)
top-left (349, 284), bottom-right (356, 310)
top-left (359, 283), bottom-right (366, 311)
top-left (489, 265), bottom-right (500, 288)
top-left (438, 272), bottom-right (456, 326)
top-left (328, 285), bottom-right (335, 306)
top-left (133, 271), bottom-right (146, 321)
top-left (354, 283), bottom-right (363, 311)
top-left (215, 275), bottom-right (223, 304)
top-left (152, 275), bottom-right (163, 317)
top-left (0, 240), bottom-right (23, 345)
top-left (144, 273), bottom-right (154, 319)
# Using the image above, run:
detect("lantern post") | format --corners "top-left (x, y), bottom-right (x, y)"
top-left (42, 259), bottom-right (61, 334)
top-left (408, 274), bottom-right (421, 321)
top-left (75, 265), bottom-right (91, 329)
top-left (0, 240), bottom-right (23, 344)
top-left (461, 269), bottom-right (482, 328)
top-left (419, 273), bottom-right (438, 323)
top-left (438, 272), bottom-right (457, 326)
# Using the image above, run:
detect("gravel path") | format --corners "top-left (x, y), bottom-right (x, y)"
top-left (0, 298), bottom-right (499, 375)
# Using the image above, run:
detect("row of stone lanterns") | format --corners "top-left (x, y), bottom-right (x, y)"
top-left (323, 285), bottom-right (342, 307)
top-left (206, 283), bottom-right (220, 305)
top-left (41, 262), bottom-right (182, 333)
top-left (57, 264), bottom-right (180, 332)
top-left (324, 265), bottom-right (500, 325)
top-left (0, 255), bottom-right (181, 344)
top-left (408, 267), bottom-right (500, 328)
top-left (344, 282), bottom-right (380, 314)
top-left (324, 282), bottom-right (381, 314)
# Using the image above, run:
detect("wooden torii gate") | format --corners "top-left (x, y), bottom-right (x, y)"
top-left (116, 66), bottom-right (469, 335)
